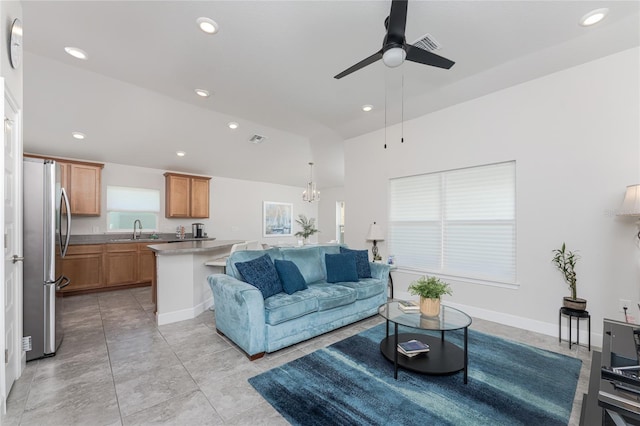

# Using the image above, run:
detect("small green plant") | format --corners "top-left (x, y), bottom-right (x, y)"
top-left (408, 276), bottom-right (452, 299)
top-left (552, 242), bottom-right (579, 300)
top-left (294, 214), bottom-right (319, 240)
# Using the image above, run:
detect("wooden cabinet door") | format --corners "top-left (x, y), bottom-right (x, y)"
top-left (138, 244), bottom-right (155, 283)
top-left (57, 245), bottom-right (104, 292)
top-left (105, 244), bottom-right (138, 286)
top-left (69, 164), bottom-right (101, 215)
top-left (165, 174), bottom-right (191, 218)
top-left (190, 177), bottom-right (210, 218)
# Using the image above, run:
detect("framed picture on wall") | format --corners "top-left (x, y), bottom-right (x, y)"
top-left (263, 201), bottom-right (293, 237)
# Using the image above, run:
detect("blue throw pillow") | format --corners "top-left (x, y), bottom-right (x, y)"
top-left (274, 260), bottom-right (308, 295)
top-left (235, 254), bottom-right (283, 299)
top-left (325, 253), bottom-right (359, 283)
top-left (339, 247), bottom-right (372, 279)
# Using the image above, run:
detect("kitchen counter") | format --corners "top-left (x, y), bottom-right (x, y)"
top-left (68, 233), bottom-right (215, 245)
top-left (147, 239), bottom-right (240, 255)
top-left (151, 239), bottom-right (244, 326)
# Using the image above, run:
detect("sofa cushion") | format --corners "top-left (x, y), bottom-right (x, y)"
top-left (306, 282), bottom-right (357, 311)
top-left (264, 291), bottom-right (319, 325)
top-left (336, 278), bottom-right (386, 300)
top-left (282, 247), bottom-right (325, 283)
top-left (274, 260), bottom-right (308, 294)
top-left (227, 248), bottom-right (282, 280)
top-left (339, 247), bottom-right (372, 279)
top-left (235, 254), bottom-right (283, 299)
top-left (325, 253), bottom-right (359, 283)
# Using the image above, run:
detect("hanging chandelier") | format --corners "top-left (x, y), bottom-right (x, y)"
top-left (302, 162), bottom-right (320, 203)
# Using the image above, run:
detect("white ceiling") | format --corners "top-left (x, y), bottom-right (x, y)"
top-left (22, 1), bottom-right (640, 188)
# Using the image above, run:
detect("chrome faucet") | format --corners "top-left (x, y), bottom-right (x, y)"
top-left (132, 219), bottom-right (142, 240)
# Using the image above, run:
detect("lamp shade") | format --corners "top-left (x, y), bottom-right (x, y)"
top-left (366, 222), bottom-right (385, 241)
top-left (619, 184), bottom-right (640, 216)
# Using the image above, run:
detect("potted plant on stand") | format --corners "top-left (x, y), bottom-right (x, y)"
top-left (408, 276), bottom-right (453, 317)
top-left (552, 242), bottom-right (586, 311)
top-left (294, 214), bottom-right (319, 244)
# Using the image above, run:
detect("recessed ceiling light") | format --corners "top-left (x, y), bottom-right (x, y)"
top-left (71, 132), bottom-right (86, 140)
top-left (176, 151), bottom-right (186, 157)
top-left (362, 105), bottom-right (373, 112)
top-left (64, 47), bottom-right (88, 60)
top-left (228, 122), bottom-right (239, 130)
top-left (195, 89), bottom-right (210, 98)
top-left (197, 17), bottom-right (219, 34)
top-left (580, 8), bottom-right (609, 26)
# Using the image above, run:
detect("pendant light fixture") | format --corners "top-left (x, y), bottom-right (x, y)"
top-left (302, 162), bottom-right (320, 203)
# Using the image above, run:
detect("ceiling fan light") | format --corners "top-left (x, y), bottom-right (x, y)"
top-left (382, 47), bottom-right (406, 68)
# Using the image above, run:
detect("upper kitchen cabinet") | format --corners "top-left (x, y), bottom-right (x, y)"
top-left (25, 154), bottom-right (104, 216)
top-left (164, 172), bottom-right (211, 218)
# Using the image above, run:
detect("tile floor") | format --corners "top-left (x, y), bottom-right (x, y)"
top-left (3, 287), bottom-right (592, 425)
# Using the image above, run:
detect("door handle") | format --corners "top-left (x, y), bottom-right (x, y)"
top-left (56, 276), bottom-right (70, 290)
top-left (12, 255), bottom-right (24, 263)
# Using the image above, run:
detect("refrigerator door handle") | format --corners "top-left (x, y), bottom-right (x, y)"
top-left (56, 275), bottom-right (70, 291)
top-left (60, 187), bottom-right (71, 258)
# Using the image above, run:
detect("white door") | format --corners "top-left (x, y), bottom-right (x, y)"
top-left (2, 85), bottom-right (22, 412)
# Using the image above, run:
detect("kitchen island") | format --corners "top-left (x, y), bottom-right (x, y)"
top-left (147, 239), bottom-right (244, 325)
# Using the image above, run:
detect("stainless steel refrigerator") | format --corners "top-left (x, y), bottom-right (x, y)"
top-left (23, 158), bottom-right (71, 361)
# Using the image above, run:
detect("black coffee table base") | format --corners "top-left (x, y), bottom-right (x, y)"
top-left (381, 330), bottom-right (468, 383)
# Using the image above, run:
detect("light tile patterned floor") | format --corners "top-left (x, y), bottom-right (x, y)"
top-left (2, 287), bottom-right (591, 425)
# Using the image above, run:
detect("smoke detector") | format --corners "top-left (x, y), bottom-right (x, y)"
top-left (249, 134), bottom-right (267, 144)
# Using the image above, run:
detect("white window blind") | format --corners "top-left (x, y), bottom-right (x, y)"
top-left (389, 161), bottom-right (516, 284)
top-left (107, 186), bottom-right (160, 231)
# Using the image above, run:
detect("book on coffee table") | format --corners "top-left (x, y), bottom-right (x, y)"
top-left (398, 339), bottom-right (430, 354)
top-left (398, 300), bottom-right (420, 313)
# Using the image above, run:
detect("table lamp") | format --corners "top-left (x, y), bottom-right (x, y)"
top-left (366, 222), bottom-right (385, 261)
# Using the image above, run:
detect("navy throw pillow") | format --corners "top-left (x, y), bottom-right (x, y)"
top-left (274, 259), bottom-right (308, 295)
top-left (325, 253), bottom-right (359, 283)
top-left (339, 247), bottom-right (372, 279)
top-left (235, 254), bottom-right (283, 299)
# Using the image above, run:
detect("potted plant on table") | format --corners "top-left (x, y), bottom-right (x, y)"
top-left (294, 214), bottom-right (319, 244)
top-left (552, 242), bottom-right (586, 311)
top-left (408, 276), bottom-right (453, 317)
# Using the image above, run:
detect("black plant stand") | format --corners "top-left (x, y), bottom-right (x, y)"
top-left (559, 307), bottom-right (590, 351)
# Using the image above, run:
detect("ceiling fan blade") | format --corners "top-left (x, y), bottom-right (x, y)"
top-left (387, 0), bottom-right (408, 40)
top-left (334, 50), bottom-right (383, 79)
top-left (405, 44), bottom-right (455, 69)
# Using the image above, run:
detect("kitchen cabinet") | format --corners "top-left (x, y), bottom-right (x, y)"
top-left (105, 244), bottom-right (138, 286)
top-left (138, 243), bottom-right (156, 283)
top-left (164, 172), bottom-right (210, 218)
top-left (58, 242), bottom-right (155, 294)
top-left (24, 154), bottom-right (103, 216)
top-left (56, 245), bottom-right (104, 292)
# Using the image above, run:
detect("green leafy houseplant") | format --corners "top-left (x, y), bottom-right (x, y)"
top-left (551, 242), bottom-right (579, 300)
top-left (294, 214), bottom-right (319, 240)
top-left (552, 242), bottom-right (586, 311)
top-left (408, 276), bottom-right (453, 299)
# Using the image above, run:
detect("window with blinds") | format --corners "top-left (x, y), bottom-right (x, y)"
top-left (389, 161), bottom-right (516, 284)
top-left (107, 186), bottom-right (160, 232)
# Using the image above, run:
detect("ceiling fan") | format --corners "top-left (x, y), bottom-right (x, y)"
top-left (334, 0), bottom-right (455, 79)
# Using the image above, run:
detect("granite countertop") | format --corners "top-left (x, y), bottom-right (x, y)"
top-left (148, 240), bottom-right (244, 255)
top-left (68, 233), bottom-right (215, 245)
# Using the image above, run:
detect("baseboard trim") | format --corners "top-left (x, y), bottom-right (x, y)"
top-left (156, 296), bottom-right (214, 326)
top-left (444, 301), bottom-right (602, 349)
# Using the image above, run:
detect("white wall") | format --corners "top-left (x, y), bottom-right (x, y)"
top-left (344, 47), bottom-right (640, 340)
top-left (71, 161), bottom-right (318, 246)
top-left (317, 186), bottom-right (345, 243)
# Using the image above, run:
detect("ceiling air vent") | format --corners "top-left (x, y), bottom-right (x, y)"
top-left (249, 134), bottom-right (267, 144)
top-left (412, 33), bottom-right (442, 51)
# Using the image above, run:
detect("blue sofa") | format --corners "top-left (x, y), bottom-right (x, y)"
top-left (207, 245), bottom-right (390, 359)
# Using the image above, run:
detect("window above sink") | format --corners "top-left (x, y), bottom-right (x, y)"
top-left (107, 186), bottom-right (160, 232)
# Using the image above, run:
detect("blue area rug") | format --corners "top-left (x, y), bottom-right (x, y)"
top-left (248, 323), bottom-right (582, 425)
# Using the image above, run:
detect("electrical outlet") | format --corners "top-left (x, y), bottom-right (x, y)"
top-left (619, 299), bottom-right (632, 313)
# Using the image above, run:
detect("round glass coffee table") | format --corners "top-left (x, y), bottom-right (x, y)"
top-left (378, 301), bottom-right (472, 383)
